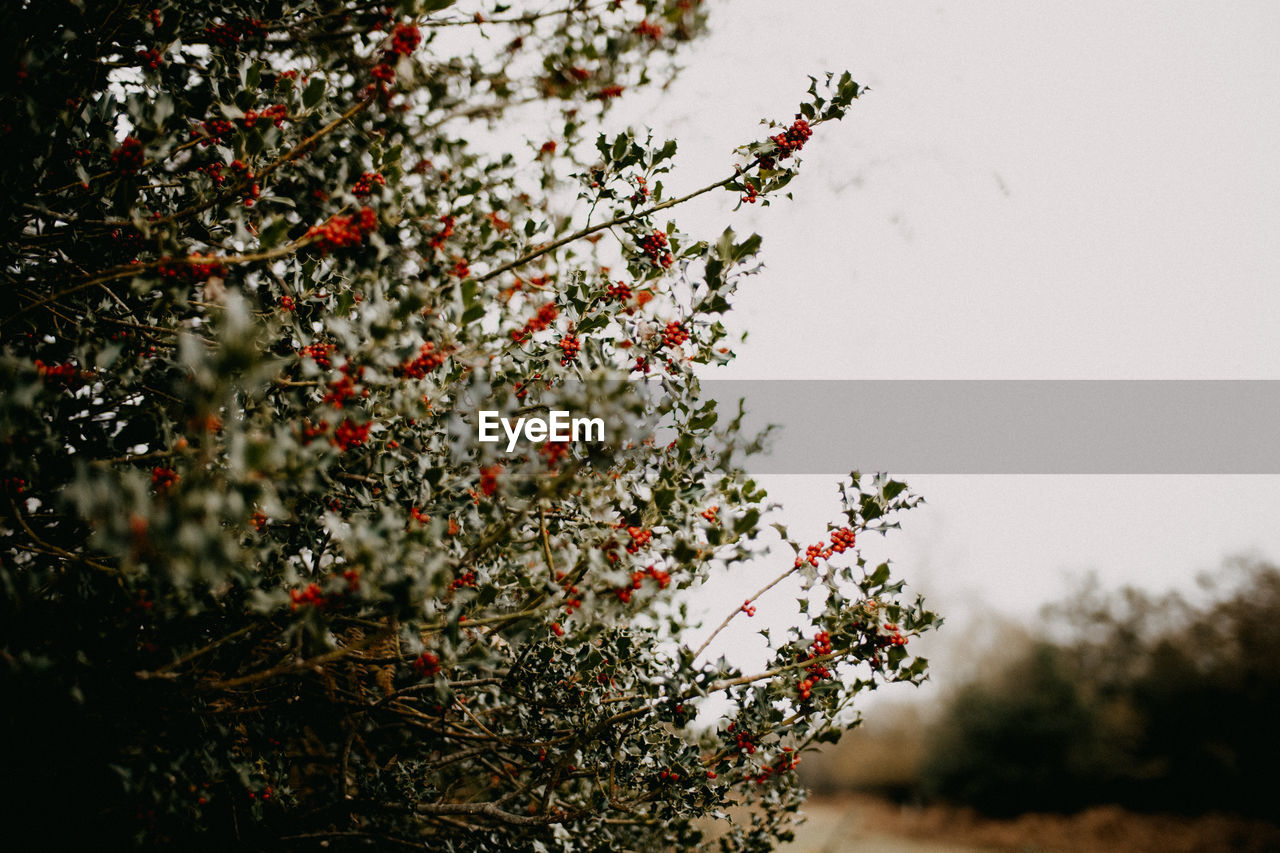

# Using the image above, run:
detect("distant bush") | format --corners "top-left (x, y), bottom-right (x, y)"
top-left (920, 560), bottom-right (1280, 820)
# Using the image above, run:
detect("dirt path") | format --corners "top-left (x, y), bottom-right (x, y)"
top-left (783, 795), bottom-right (1280, 853)
top-left (785, 798), bottom-right (997, 853)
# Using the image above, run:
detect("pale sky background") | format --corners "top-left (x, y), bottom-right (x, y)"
top-left (599, 1), bottom-right (1280, 693)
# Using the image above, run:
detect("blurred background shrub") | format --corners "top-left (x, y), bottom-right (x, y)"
top-left (802, 559), bottom-right (1280, 822)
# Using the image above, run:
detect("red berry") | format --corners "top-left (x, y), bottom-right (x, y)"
top-left (387, 23), bottom-right (421, 55)
top-left (111, 136), bottom-right (144, 175)
top-left (557, 333), bottom-right (581, 365)
top-left (639, 231), bottom-right (673, 268)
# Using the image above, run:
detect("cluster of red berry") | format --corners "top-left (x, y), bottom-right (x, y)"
top-left (660, 321), bottom-right (689, 348)
top-left (600, 524), bottom-right (653, 564)
top-left (540, 440), bottom-right (571, 468)
top-left (352, 171), bottom-right (385, 197)
top-left (761, 116), bottom-right (813, 169)
top-left (151, 466), bottom-right (178, 492)
top-left (241, 104), bottom-right (287, 129)
top-left (797, 630), bottom-right (834, 700)
top-left (613, 284), bottom-right (655, 317)
top-left (158, 254), bottom-right (227, 283)
top-left (137, 48), bottom-right (163, 70)
top-left (306, 207), bottom-right (378, 253)
top-left (878, 622), bottom-right (908, 647)
top-left (300, 342), bottom-right (335, 368)
top-left (34, 360), bottom-right (81, 385)
top-left (409, 507), bottom-right (431, 525)
top-left (561, 580), bottom-right (583, 618)
top-left (615, 564), bottom-right (672, 604)
top-left (322, 364), bottom-right (364, 408)
top-left (299, 420), bottom-right (329, 445)
top-left (111, 136), bottom-right (144, 175)
top-left (740, 183), bottom-right (759, 204)
top-left (241, 17), bottom-right (268, 38)
top-left (388, 23), bottom-right (422, 55)
top-left (830, 527), bottom-right (856, 553)
top-left (203, 23), bottom-right (238, 48)
top-left (639, 230), bottom-right (673, 268)
top-left (289, 571), bottom-right (355, 604)
top-left (557, 333), bottom-right (581, 365)
top-left (624, 525), bottom-right (652, 554)
top-left (510, 302), bottom-right (559, 343)
top-left (700, 505), bottom-right (719, 523)
top-left (398, 341), bottom-right (449, 378)
top-left (728, 723), bottom-right (757, 755)
top-left (630, 175), bottom-right (649, 205)
top-left (368, 23), bottom-right (418, 86)
top-left (332, 419), bottom-right (370, 452)
top-left (749, 748), bottom-right (800, 784)
top-left (196, 118), bottom-right (234, 147)
top-left (200, 162), bottom-right (228, 186)
top-left (846, 604), bottom-right (911, 671)
top-left (593, 84), bottom-right (625, 100)
top-left (225, 158), bottom-right (261, 205)
top-left (449, 570), bottom-right (477, 591)
top-left (479, 465), bottom-right (501, 497)
top-left (450, 258), bottom-right (471, 278)
top-left (412, 651), bottom-right (440, 677)
top-left (795, 526), bottom-right (857, 568)
top-left (428, 214), bottom-right (455, 250)
top-left (634, 20), bottom-right (664, 39)
top-left (279, 294), bottom-right (295, 312)
top-left (741, 599), bottom-right (756, 617)
top-left (204, 18), bottom-right (265, 48)
top-left (290, 583), bottom-right (326, 610)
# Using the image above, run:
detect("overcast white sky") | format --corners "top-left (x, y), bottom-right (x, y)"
top-left (603, 1), bottom-right (1280, 685)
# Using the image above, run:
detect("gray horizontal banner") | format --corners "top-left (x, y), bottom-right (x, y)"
top-left (702, 380), bottom-right (1280, 474)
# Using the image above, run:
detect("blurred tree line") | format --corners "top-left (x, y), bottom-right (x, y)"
top-left (803, 559), bottom-right (1280, 822)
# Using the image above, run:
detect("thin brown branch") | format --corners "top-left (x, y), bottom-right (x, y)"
top-left (690, 560), bottom-right (803, 661)
top-left (4, 237), bottom-right (313, 326)
top-left (198, 625), bottom-right (394, 691)
top-left (423, 2), bottom-right (607, 28)
top-left (6, 496), bottom-right (118, 575)
top-left (477, 170), bottom-right (742, 284)
top-left (134, 623), bottom-right (260, 679)
top-left (415, 800), bottom-right (581, 826)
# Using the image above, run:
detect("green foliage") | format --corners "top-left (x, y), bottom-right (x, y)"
top-left (0, 2), bottom-right (933, 849)
top-left (920, 561), bottom-right (1280, 821)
